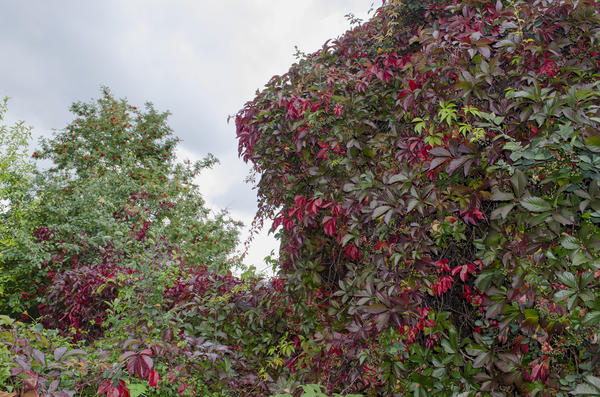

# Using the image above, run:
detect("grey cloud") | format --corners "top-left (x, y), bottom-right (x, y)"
top-left (0, 0), bottom-right (375, 267)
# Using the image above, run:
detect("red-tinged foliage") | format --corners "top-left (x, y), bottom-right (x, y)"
top-left (2, 88), bottom-right (240, 319)
top-left (235, 0), bottom-right (600, 394)
top-left (162, 263), bottom-right (241, 309)
top-left (98, 380), bottom-right (130, 397)
top-left (177, 383), bottom-right (189, 395)
top-left (148, 369), bottom-right (160, 387)
top-left (451, 263), bottom-right (477, 282)
top-left (122, 349), bottom-right (153, 380)
top-left (39, 258), bottom-right (136, 340)
top-left (4, 1), bottom-right (600, 396)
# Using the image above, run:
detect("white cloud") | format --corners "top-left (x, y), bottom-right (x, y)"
top-left (176, 145), bottom-right (277, 274)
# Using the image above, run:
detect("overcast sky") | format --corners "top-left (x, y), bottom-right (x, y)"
top-left (1, 1), bottom-right (375, 274)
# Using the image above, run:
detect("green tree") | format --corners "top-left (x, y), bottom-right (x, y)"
top-left (1, 89), bottom-right (241, 316)
top-left (0, 98), bottom-right (37, 309)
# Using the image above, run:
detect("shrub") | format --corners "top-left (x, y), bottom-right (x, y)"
top-left (236, 0), bottom-right (600, 394)
top-left (0, 317), bottom-right (90, 396)
top-left (39, 260), bottom-right (135, 341)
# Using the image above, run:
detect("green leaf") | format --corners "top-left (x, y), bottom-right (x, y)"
top-left (407, 199), bottom-right (419, 213)
top-left (523, 309), bottom-right (539, 324)
top-left (491, 188), bottom-right (515, 201)
top-left (342, 183), bottom-right (355, 192)
top-left (579, 290), bottom-right (595, 303)
top-left (504, 141), bottom-right (524, 154)
top-left (557, 272), bottom-right (578, 289)
top-left (572, 251), bottom-right (589, 266)
top-left (491, 203), bottom-right (515, 220)
top-left (474, 269), bottom-right (499, 291)
top-left (584, 136), bottom-right (600, 149)
top-left (585, 375), bottom-right (600, 390)
top-left (372, 205), bottom-right (391, 219)
top-left (567, 293), bottom-right (578, 311)
top-left (574, 189), bottom-right (591, 200)
top-left (127, 383), bottom-right (147, 397)
top-left (364, 304), bottom-right (388, 314)
top-left (560, 236), bottom-right (579, 250)
top-left (510, 169), bottom-right (527, 197)
top-left (572, 382), bottom-right (600, 395)
top-left (440, 338), bottom-right (456, 354)
top-left (388, 173), bottom-right (408, 184)
top-left (553, 289), bottom-right (575, 301)
top-left (431, 367), bottom-right (445, 379)
top-left (528, 212), bottom-right (550, 226)
top-left (520, 197), bottom-right (552, 212)
top-left (552, 212), bottom-right (573, 225)
top-left (473, 352), bottom-right (491, 368)
top-left (582, 311), bottom-right (600, 326)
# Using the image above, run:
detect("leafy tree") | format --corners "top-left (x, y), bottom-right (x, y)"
top-left (1, 89), bottom-right (241, 318)
top-left (0, 98), bottom-right (37, 310)
top-left (0, 98), bottom-right (34, 245)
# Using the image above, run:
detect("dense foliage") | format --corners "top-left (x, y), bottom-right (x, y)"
top-left (0, 98), bottom-right (36, 306)
top-left (3, 0), bottom-right (600, 396)
top-left (1, 89), bottom-right (240, 320)
top-left (235, 0), bottom-right (600, 395)
top-left (0, 92), bottom-right (263, 396)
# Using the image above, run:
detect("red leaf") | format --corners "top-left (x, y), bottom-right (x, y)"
top-left (149, 369), bottom-right (161, 387)
top-left (116, 380), bottom-right (130, 397)
top-left (433, 276), bottom-right (454, 296)
top-left (97, 380), bottom-right (112, 396)
top-left (461, 266), bottom-right (469, 282)
top-left (322, 216), bottom-right (337, 237)
top-left (177, 383), bottom-right (189, 395)
top-left (294, 195), bottom-right (306, 210)
top-left (434, 259), bottom-right (450, 273)
top-left (308, 198), bottom-right (322, 215)
top-left (529, 357), bottom-right (549, 382)
top-left (409, 79), bottom-right (417, 91)
top-left (452, 264), bottom-right (476, 282)
top-left (460, 207), bottom-right (484, 225)
top-left (345, 244), bottom-right (359, 261)
top-left (98, 380), bottom-right (130, 397)
top-left (126, 353), bottom-right (153, 380)
top-left (374, 241), bottom-right (388, 251)
top-left (397, 89), bottom-right (410, 99)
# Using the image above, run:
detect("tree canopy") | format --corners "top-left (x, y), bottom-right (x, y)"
top-left (1, 89), bottom-right (240, 318)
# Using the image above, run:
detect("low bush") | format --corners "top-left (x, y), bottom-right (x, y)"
top-left (39, 261), bottom-right (135, 341)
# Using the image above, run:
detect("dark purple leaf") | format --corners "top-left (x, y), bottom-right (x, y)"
top-left (32, 349), bottom-right (45, 367)
top-left (53, 347), bottom-right (68, 361)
